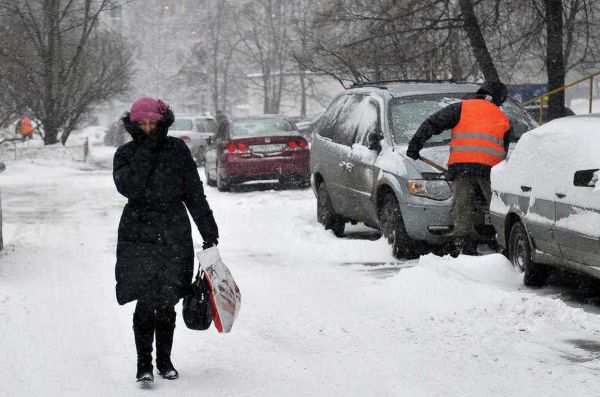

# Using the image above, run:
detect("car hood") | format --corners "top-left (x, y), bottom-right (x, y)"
top-left (406, 145), bottom-right (449, 176)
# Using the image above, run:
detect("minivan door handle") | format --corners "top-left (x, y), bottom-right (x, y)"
top-left (555, 193), bottom-right (566, 199)
top-left (520, 185), bottom-right (532, 192)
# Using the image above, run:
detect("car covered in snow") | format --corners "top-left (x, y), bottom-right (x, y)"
top-left (310, 81), bottom-right (538, 259)
top-left (490, 114), bottom-right (600, 286)
top-left (204, 115), bottom-right (310, 191)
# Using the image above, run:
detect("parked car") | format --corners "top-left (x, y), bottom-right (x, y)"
top-left (310, 81), bottom-right (538, 259)
top-left (104, 120), bottom-right (129, 147)
top-left (168, 115), bottom-right (216, 164)
top-left (204, 115), bottom-right (310, 191)
top-left (490, 114), bottom-right (600, 286)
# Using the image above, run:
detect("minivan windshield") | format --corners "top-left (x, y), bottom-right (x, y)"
top-left (388, 93), bottom-right (538, 145)
top-left (231, 118), bottom-right (296, 137)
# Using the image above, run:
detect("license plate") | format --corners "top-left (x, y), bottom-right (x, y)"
top-left (250, 144), bottom-right (285, 153)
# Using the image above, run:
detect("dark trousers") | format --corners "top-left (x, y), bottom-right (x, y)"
top-left (451, 175), bottom-right (491, 239)
top-left (133, 295), bottom-right (176, 372)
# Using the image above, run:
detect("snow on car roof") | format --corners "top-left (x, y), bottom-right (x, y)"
top-left (526, 114), bottom-right (600, 137)
top-left (349, 82), bottom-right (481, 98)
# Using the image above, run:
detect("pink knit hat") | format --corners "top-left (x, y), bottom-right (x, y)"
top-left (129, 97), bottom-right (167, 122)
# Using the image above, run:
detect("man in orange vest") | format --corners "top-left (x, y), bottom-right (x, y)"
top-left (406, 82), bottom-right (510, 255)
top-left (19, 116), bottom-right (34, 138)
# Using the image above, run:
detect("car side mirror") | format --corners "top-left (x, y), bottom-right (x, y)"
top-left (0, 162), bottom-right (5, 173)
top-left (366, 126), bottom-right (382, 151)
top-left (573, 169), bottom-right (599, 187)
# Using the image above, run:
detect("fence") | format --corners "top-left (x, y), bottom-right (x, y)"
top-left (523, 70), bottom-right (599, 123)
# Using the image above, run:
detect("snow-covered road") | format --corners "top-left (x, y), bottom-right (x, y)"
top-left (1, 153), bottom-right (600, 396)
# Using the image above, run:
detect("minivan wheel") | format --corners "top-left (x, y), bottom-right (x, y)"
top-left (317, 182), bottom-right (345, 237)
top-left (508, 221), bottom-right (548, 287)
top-left (379, 193), bottom-right (419, 260)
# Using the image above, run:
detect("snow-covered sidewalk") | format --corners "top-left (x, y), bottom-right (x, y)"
top-left (1, 158), bottom-right (599, 396)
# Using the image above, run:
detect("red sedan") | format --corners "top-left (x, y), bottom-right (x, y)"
top-left (204, 115), bottom-right (310, 191)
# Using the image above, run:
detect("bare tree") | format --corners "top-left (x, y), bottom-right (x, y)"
top-left (0, 0), bottom-right (134, 144)
top-left (458, 0), bottom-right (500, 81)
top-left (543, 0), bottom-right (566, 120)
top-left (198, 0), bottom-right (245, 115)
top-left (236, 0), bottom-right (292, 114)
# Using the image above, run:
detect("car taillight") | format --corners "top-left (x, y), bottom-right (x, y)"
top-left (286, 138), bottom-right (308, 151)
top-left (180, 135), bottom-right (190, 142)
top-left (238, 143), bottom-right (249, 152)
top-left (226, 142), bottom-right (249, 153)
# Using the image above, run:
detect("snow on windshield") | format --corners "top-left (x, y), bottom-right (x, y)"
top-left (389, 95), bottom-right (538, 146)
top-left (389, 95), bottom-right (460, 144)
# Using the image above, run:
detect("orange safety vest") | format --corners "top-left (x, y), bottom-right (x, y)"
top-left (448, 99), bottom-right (509, 167)
top-left (19, 117), bottom-right (33, 136)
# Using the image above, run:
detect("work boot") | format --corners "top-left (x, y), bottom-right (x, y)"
top-left (455, 238), bottom-right (479, 256)
top-left (155, 309), bottom-right (179, 380)
top-left (133, 312), bottom-right (155, 383)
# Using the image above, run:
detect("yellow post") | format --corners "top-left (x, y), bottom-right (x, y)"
top-left (589, 77), bottom-right (594, 114)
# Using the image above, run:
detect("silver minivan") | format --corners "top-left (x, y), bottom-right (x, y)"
top-left (310, 82), bottom-right (537, 259)
top-left (490, 114), bottom-right (600, 286)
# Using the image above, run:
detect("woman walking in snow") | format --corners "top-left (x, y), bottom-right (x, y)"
top-left (113, 97), bottom-right (219, 383)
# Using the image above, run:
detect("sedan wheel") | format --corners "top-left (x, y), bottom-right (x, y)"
top-left (216, 164), bottom-right (230, 192)
top-left (317, 183), bottom-right (345, 237)
top-left (508, 221), bottom-right (548, 287)
top-left (195, 146), bottom-right (206, 164)
top-left (379, 193), bottom-right (419, 259)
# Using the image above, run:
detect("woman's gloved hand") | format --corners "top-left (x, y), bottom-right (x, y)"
top-left (202, 238), bottom-right (218, 250)
top-left (142, 104), bottom-right (174, 151)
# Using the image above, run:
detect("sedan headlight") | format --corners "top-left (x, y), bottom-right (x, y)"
top-left (406, 179), bottom-right (452, 201)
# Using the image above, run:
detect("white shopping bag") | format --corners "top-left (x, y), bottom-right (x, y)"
top-left (196, 247), bottom-right (241, 333)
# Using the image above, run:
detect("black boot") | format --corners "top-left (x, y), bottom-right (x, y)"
top-left (155, 308), bottom-right (179, 380)
top-left (133, 311), bottom-right (155, 383)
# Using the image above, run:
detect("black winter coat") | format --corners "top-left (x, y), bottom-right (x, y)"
top-left (113, 117), bottom-right (218, 306)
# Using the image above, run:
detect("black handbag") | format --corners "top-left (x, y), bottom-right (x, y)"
top-left (182, 270), bottom-right (213, 330)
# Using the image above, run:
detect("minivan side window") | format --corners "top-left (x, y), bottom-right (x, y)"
top-left (332, 94), bottom-right (365, 146)
top-left (317, 95), bottom-right (349, 140)
top-left (353, 99), bottom-right (380, 146)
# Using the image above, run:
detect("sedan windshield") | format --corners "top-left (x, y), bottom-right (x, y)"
top-left (231, 118), bottom-right (296, 137)
top-left (171, 118), bottom-right (193, 131)
top-left (388, 93), bottom-right (538, 145)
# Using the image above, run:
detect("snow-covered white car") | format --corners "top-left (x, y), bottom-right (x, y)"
top-left (490, 114), bottom-right (600, 287)
top-left (168, 115), bottom-right (216, 164)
